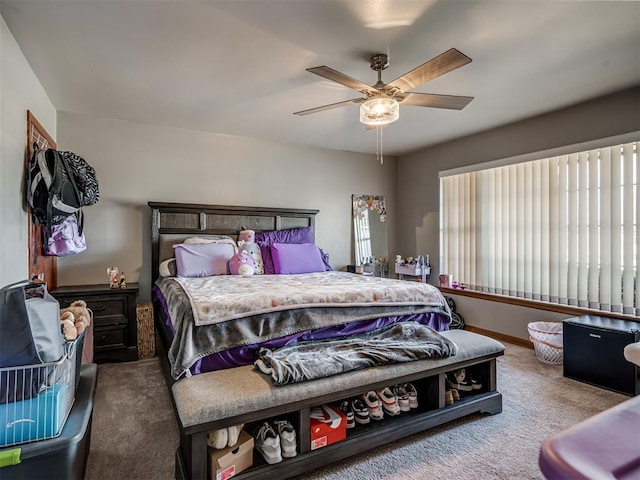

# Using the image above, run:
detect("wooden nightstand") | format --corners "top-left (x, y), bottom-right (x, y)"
top-left (51, 283), bottom-right (139, 362)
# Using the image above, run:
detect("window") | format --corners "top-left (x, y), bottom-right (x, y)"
top-left (440, 140), bottom-right (638, 316)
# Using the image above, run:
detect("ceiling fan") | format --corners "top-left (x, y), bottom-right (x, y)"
top-left (293, 48), bottom-right (474, 127)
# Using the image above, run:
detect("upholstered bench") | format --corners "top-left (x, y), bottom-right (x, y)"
top-left (172, 329), bottom-right (505, 480)
top-left (539, 395), bottom-right (640, 479)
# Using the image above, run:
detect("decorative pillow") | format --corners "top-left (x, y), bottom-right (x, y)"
top-left (270, 242), bottom-right (326, 275)
top-left (183, 235), bottom-right (237, 249)
top-left (159, 258), bottom-right (177, 277)
top-left (173, 242), bottom-right (236, 277)
top-left (255, 227), bottom-right (314, 245)
top-left (256, 227), bottom-right (315, 274)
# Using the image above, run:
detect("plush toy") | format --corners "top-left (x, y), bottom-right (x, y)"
top-left (228, 251), bottom-right (255, 276)
top-left (59, 299), bottom-right (91, 341)
top-left (237, 229), bottom-right (264, 274)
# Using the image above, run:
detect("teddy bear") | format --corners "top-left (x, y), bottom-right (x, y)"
top-left (228, 251), bottom-right (255, 276)
top-left (237, 228), bottom-right (264, 274)
top-left (59, 299), bottom-right (91, 341)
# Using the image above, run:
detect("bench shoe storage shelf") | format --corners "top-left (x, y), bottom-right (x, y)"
top-left (171, 330), bottom-right (504, 480)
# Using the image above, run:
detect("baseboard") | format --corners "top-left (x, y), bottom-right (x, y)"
top-left (464, 325), bottom-right (533, 349)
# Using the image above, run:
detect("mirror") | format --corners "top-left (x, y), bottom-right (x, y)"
top-left (352, 194), bottom-right (389, 277)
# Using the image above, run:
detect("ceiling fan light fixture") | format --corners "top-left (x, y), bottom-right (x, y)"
top-left (359, 97), bottom-right (399, 126)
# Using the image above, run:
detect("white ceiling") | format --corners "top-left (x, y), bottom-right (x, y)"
top-left (2, 1), bottom-right (639, 156)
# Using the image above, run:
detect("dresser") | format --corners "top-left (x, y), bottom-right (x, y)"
top-left (51, 284), bottom-right (139, 362)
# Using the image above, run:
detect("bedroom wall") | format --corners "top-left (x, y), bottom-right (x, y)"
top-left (397, 85), bottom-right (640, 340)
top-left (0, 15), bottom-right (57, 287)
top-left (56, 112), bottom-right (398, 301)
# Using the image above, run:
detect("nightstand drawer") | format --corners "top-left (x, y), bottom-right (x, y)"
top-left (94, 326), bottom-right (126, 350)
top-left (93, 314), bottom-right (127, 328)
top-left (66, 297), bottom-right (127, 317)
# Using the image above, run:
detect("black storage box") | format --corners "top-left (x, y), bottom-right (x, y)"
top-left (0, 363), bottom-right (97, 479)
top-left (563, 316), bottom-right (640, 396)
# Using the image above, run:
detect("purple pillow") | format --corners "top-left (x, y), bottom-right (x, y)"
top-left (256, 227), bottom-right (315, 274)
top-left (270, 242), bottom-right (326, 274)
top-left (255, 227), bottom-right (314, 245)
top-left (173, 242), bottom-right (235, 277)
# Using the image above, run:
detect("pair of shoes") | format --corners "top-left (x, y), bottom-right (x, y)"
top-left (350, 397), bottom-right (370, 425)
top-left (401, 383), bottom-right (419, 409)
top-left (392, 384), bottom-right (411, 412)
top-left (376, 387), bottom-right (401, 416)
top-left (207, 423), bottom-right (245, 449)
top-left (363, 391), bottom-right (384, 420)
top-left (253, 420), bottom-right (297, 464)
top-left (338, 400), bottom-right (355, 428)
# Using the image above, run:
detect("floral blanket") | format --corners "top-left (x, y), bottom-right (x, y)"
top-left (174, 271), bottom-right (446, 326)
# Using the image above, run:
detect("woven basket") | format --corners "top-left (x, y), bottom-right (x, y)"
top-left (528, 322), bottom-right (563, 365)
top-left (530, 337), bottom-right (564, 365)
top-left (136, 302), bottom-right (155, 360)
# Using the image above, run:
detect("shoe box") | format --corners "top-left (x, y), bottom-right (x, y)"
top-left (208, 429), bottom-right (254, 480)
top-left (310, 404), bottom-right (347, 450)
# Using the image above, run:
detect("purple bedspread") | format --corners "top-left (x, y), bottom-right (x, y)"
top-left (153, 286), bottom-right (450, 375)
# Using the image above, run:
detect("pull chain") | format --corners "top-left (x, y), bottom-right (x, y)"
top-left (376, 126), bottom-right (384, 165)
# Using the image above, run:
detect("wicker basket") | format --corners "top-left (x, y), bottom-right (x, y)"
top-left (136, 302), bottom-right (155, 360)
top-left (528, 322), bottom-right (563, 365)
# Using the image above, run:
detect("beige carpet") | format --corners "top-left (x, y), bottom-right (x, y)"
top-left (86, 343), bottom-right (627, 480)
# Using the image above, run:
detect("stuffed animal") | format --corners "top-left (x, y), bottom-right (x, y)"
top-left (59, 299), bottom-right (91, 341)
top-left (229, 251), bottom-right (255, 276)
top-left (237, 229), bottom-right (264, 274)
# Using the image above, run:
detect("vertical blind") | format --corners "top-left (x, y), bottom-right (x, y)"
top-left (440, 141), bottom-right (638, 316)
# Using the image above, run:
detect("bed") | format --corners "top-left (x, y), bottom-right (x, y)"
top-left (148, 202), bottom-right (504, 480)
top-left (149, 202), bottom-right (453, 382)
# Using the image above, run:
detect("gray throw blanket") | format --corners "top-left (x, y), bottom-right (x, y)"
top-left (254, 322), bottom-right (458, 385)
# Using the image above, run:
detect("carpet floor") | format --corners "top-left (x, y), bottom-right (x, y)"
top-left (85, 341), bottom-right (627, 480)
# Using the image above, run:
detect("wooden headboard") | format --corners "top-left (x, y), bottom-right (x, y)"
top-left (148, 202), bottom-right (319, 282)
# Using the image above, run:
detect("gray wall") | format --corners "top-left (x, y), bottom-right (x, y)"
top-left (56, 112), bottom-right (398, 301)
top-left (397, 86), bottom-right (640, 339)
top-left (1, 16), bottom-right (56, 287)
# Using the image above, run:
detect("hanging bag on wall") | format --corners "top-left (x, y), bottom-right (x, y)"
top-left (0, 281), bottom-right (64, 402)
top-left (27, 147), bottom-right (83, 232)
top-left (58, 150), bottom-right (100, 206)
top-left (44, 214), bottom-right (87, 256)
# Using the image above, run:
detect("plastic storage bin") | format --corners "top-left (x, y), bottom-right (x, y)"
top-left (0, 363), bottom-right (97, 480)
top-left (528, 321), bottom-right (563, 365)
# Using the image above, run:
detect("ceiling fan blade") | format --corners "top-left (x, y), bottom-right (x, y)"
top-left (386, 48), bottom-right (472, 92)
top-left (399, 92), bottom-right (474, 110)
top-left (293, 98), bottom-right (365, 116)
top-left (307, 66), bottom-right (377, 94)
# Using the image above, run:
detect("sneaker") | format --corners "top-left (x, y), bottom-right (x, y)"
top-left (351, 397), bottom-right (370, 425)
top-left (207, 428), bottom-right (228, 449)
top-left (470, 371), bottom-right (483, 390)
top-left (445, 371), bottom-right (461, 390)
top-left (403, 383), bottom-right (419, 409)
top-left (392, 384), bottom-right (411, 412)
top-left (376, 387), bottom-right (400, 416)
top-left (363, 391), bottom-right (384, 420)
top-left (253, 422), bottom-right (282, 464)
top-left (456, 369), bottom-right (473, 393)
top-left (226, 423), bottom-right (245, 447)
top-left (273, 420), bottom-right (297, 458)
top-left (338, 400), bottom-right (355, 429)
